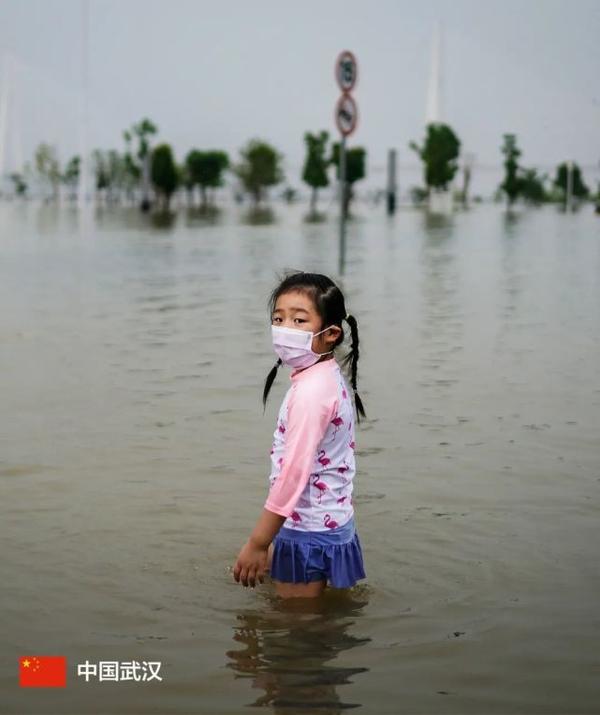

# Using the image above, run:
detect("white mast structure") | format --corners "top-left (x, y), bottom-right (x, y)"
top-left (425, 22), bottom-right (453, 213)
top-left (425, 22), bottom-right (443, 127)
top-left (0, 53), bottom-right (24, 193)
top-left (0, 53), bottom-right (13, 188)
top-left (77, 0), bottom-right (92, 211)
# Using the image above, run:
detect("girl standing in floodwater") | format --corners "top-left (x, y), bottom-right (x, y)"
top-left (233, 271), bottom-right (367, 599)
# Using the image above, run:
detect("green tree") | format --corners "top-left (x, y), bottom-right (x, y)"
top-left (9, 172), bottom-right (27, 196)
top-left (123, 131), bottom-right (141, 187)
top-left (409, 123), bottom-right (461, 193)
top-left (34, 143), bottom-right (61, 200)
top-left (62, 155), bottom-right (80, 199)
top-left (302, 130), bottom-right (330, 214)
top-left (554, 162), bottom-right (589, 205)
top-left (123, 118), bottom-right (158, 210)
top-left (180, 161), bottom-right (195, 207)
top-left (499, 134), bottom-right (522, 208)
top-left (330, 144), bottom-right (366, 217)
top-left (93, 149), bottom-right (110, 192)
top-left (519, 168), bottom-right (548, 205)
top-left (92, 149), bottom-right (128, 202)
top-left (234, 139), bottom-right (283, 206)
top-left (151, 144), bottom-right (179, 211)
top-left (185, 150), bottom-right (229, 207)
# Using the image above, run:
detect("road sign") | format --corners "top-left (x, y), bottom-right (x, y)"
top-left (335, 50), bottom-right (358, 92)
top-left (335, 93), bottom-right (358, 137)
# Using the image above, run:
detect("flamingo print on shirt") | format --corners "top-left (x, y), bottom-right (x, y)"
top-left (312, 474), bottom-right (328, 504)
top-left (265, 358), bottom-right (357, 531)
top-left (330, 415), bottom-right (344, 439)
top-left (324, 514), bottom-right (339, 529)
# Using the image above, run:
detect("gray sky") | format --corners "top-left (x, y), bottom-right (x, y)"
top-left (1, 0), bottom-right (599, 189)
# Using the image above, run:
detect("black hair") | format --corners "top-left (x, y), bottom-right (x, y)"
top-left (262, 271), bottom-right (366, 423)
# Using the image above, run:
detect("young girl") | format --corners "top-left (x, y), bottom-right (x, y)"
top-left (233, 271), bottom-right (367, 599)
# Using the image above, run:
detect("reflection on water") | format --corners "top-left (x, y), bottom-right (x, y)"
top-left (184, 205), bottom-right (224, 227)
top-left (242, 206), bottom-right (277, 225)
top-left (226, 587), bottom-right (371, 713)
top-left (150, 210), bottom-right (178, 230)
top-left (422, 208), bottom-right (455, 233)
top-left (303, 211), bottom-right (328, 224)
top-left (418, 208), bottom-right (463, 400)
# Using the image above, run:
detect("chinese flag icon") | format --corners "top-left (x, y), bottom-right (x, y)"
top-left (19, 656), bottom-right (67, 687)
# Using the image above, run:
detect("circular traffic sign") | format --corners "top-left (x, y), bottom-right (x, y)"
top-left (335, 50), bottom-right (358, 92)
top-left (335, 93), bottom-right (358, 136)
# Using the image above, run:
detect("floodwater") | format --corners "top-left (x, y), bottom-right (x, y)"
top-left (1, 200), bottom-right (599, 714)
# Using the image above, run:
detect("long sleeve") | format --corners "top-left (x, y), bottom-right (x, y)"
top-left (264, 380), bottom-right (337, 518)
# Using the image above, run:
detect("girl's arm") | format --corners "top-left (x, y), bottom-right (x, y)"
top-left (264, 381), bottom-right (337, 517)
top-left (249, 508), bottom-right (286, 548)
top-left (233, 509), bottom-right (285, 588)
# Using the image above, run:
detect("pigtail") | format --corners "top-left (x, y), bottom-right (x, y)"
top-left (262, 357), bottom-right (283, 413)
top-left (340, 313), bottom-right (367, 424)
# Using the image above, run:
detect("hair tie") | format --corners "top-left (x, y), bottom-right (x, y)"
top-left (345, 313), bottom-right (351, 321)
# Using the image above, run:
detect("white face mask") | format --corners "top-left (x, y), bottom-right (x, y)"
top-left (271, 324), bottom-right (334, 369)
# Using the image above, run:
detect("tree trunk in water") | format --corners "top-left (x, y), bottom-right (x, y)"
top-left (310, 187), bottom-right (318, 214)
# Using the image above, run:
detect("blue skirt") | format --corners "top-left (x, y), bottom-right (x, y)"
top-left (270, 516), bottom-right (366, 588)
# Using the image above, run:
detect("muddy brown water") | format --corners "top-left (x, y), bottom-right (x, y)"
top-left (1, 201), bottom-right (599, 714)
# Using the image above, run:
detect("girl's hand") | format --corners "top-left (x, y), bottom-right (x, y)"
top-left (233, 538), bottom-right (269, 588)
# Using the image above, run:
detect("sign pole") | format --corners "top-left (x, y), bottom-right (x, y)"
top-left (386, 148), bottom-right (397, 215)
top-left (339, 134), bottom-right (347, 275)
top-left (334, 50), bottom-right (358, 277)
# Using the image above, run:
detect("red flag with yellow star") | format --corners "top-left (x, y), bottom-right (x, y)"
top-left (19, 656), bottom-right (66, 687)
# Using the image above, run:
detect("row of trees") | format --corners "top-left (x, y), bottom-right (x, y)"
top-left (8, 118), bottom-right (597, 212)
top-left (499, 134), bottom-right (590, 208)
top-left (9, 118), bottom-right (367, 214)
top-left (409, 122), bottom-right (595, 209)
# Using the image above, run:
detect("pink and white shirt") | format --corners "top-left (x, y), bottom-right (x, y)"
top-left (264, 357), bottom-right (356, 532)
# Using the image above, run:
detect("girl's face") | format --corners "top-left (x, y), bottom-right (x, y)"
top-left (272, 290), bottom-right (342, 355)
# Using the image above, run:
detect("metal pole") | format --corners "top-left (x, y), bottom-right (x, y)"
top-left (338, 134), bottom-right (347, 275)
top-left (386, 148), bottom-right (397, 214)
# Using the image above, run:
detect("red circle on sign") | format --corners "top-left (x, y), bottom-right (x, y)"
top-left (335, 50), bottom-right (358, 92)
top-left (335, 93), bottom-right (358, 137)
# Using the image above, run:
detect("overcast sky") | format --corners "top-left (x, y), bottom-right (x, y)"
top-left (1, 0), bottom-right (599, 186)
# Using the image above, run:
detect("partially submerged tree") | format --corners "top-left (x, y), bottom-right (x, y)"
top-left (62, 155), bottom-right (80, 200)
top-left (9, 172), bottom-right (27, 197)
top-left (409, 123), bottom-right (461, 194)
top-left (34, 143), bottom-right (61, 200)
top-left (185, 150), bottom-right (229, 207)
top-left (234, 139), bottom-right (283, 206)
top-left (554, 162), bottom-right (589, 207)
top-left (302, 130), bottom-right (329, 214)
top-left (519, 168), bottom-right (548, 205)
top-left (151, 144), bottom-right (179, 211)
top-left (499, 134), bottom-right (522, 209)
top-left (123, 118), bottom-right (158, 210)
top-left (92, 149), bottom-right (129, 202)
